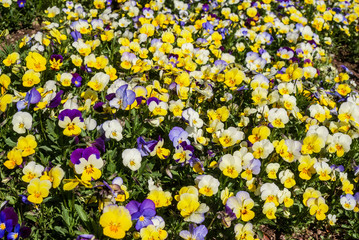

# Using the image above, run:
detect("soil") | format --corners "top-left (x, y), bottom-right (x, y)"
top-left (0, 19), bottom-right (43, 51)
top-left (332, 45), bottom-right (359, 82)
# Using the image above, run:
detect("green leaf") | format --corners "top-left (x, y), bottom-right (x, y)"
top-left (39, 145), bottom-right (53, 152)
top-left (5, 195), bottom-right (16, 205)
top-left (75, 204), bottom-right (88, 222)
top-left (61, 205), bottom-right (71, 226)
top-left (107, 162), bottom-right (116, 173)
top-left (54, 226), bottom-right (68, 236)
top-left (5, 138), bottom-right (16, 147)
top-left (257, 230), bottom-right (264, 239)
top-left (24, 213), bottom-right (37, 222)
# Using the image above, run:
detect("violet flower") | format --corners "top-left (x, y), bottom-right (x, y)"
top-left (109, 84), bottom-right (136, 110)
top-left (0, 211), bottom-right (13, 238)
top-left (71, 31), bottom-right (82, 41)
top-left (76, 234), bottom-right (96, 240)
top-left (16, 88), bottom-right (41, 111)
top-left (169, 127), bottom-right (190, 147)
top-left (179, 224), bottom-right (208, 240)
top-left (72, 73), bottom-right (82, 87)
top-left (17, 0), bottom-right (26, 8)
top-left (126, 199), bottom-right (156, 231)
top-left (137, 137), bottom-right (157, 157)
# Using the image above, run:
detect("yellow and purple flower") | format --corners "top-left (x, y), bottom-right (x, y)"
top-left (49, 55), bottom-right (63, 71)
top-left (58, 109), bottom-right (85, 136)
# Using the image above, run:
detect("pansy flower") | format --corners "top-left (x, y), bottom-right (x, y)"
top-left (102, 119), bottom-right (123, 141)
top-left (109, 84), bottom-right (136, 110)
top-left (126, 199), bottom-right (156, 231)
top-left (0, 211), bottom-right (13, 238)
top-left (73, 147), bottom-right (104, 181)
top-left (58, 109), bottom-right (85, 136)
top-left (25, 52), bottom-right (46, 72)
top-left (150, 137), bottom-right (170, 159)
top-left (137, 136), bottom-right (157, 157)
top-left (17, 88), bottom-right (41, 111)
top-left (27, 178), bottom-right (52, 204)
top-left (169, 127), bottom-right (190, 147)
top-left (99, 205), bottom-right (132, 239)
top-left (49, 54), bottom-right (63, 70)
top-left (180, 224), bottom-right (208, 240)
top-left (71, 73), bottom-right (82, 87)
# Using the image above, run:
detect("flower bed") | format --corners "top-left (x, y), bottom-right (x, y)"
top-left (0, 0), bottom-right (359, 239)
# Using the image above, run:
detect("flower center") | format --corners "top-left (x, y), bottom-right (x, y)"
top-left (109, 222), bottom-right (120, 233)
top-left (85, 164), bottom-right (95, 174)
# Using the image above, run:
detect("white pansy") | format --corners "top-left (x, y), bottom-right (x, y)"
top-left (122, 148), bottom-right (142, 171)
top-left (12, 112), bottom-right (33, 134)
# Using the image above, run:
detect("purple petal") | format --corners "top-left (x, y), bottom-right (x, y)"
top-left (5, 219), bottom-right (13, 232)
top-left (193, 225), bottom-right (208, 239)
top-left (19, 225), bottom-right (31, 238)
top-left (93, 102), bottom-right (105, 112)
top-left (141, 208), bottom-right (156, 218)
top-left (92, 137), bottom-right (106, 152)
top-left (126, 90), bottom-right (136, 105)
top-left (116, 85), bottom-right (128, 98)
top-left (16, 101), bottom-right (27, 111)
top-left (70, 148), bottom-right (84, 165)
top-left (146, 97), bottom-right (159, 105)
top-left (26, 88), bottom-right (41, 104)
top-left (126, 200), bottom-right (140, 215)
top-left (135, 217), bottom-right (152, 231)
top-left (251, 159), bottom-right (261, 175)
top-left (47, 90), bottom-right (63, 108)
top-left (2, 207), bottom-right (18, 227)
top-left (169, 127), bottom-right (184, 142)
top-left (82, 147), bottom-right (100, 160)
top-left (139, 199), bottom-right (156, 212)
top-left (59, 109), bottom-right (83, 121)
top-left (105, 93), bottom-right (116, 101)
top-left (71, 31), bottom-right (82, 41)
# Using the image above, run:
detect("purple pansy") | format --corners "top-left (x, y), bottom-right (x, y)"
top-left (17, 88), bottom-right (41, 111)
top-left (179, 224), bottom-right (208, 240)
top-left (137, 137), bottom-right (158, 157)
top-left (168, 127), bottom-right (190, 147)
top-left (72, 73), bottom-right (82, 87)
top-left (17, 0), bottom-right (26, 8)
top-left (7, 224), bottom-right (20, 240)
top-left (0, 211), bottom-right (13, 238)
top-left (109, 85), bottom-right (136, 110)
top-left (58, 109), bottom-right (84, 122)
top-left (126, 199), bottom-right (156, 231)
top-left (70, 147), bottom-right (100, 165)
top-left (70, 31), bottom-right (82, 41)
